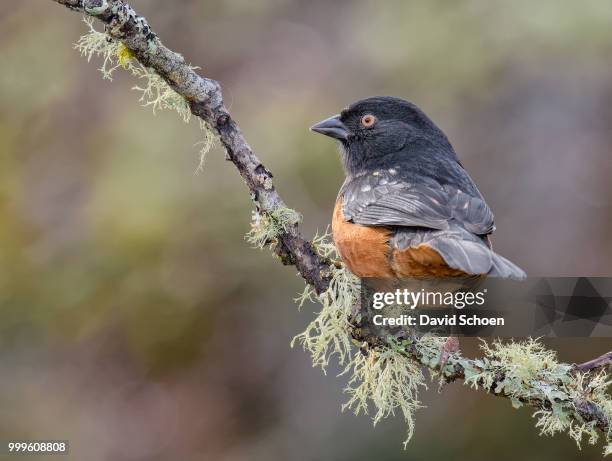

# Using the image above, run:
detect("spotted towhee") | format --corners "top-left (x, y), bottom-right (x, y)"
top-left (311, 96), bottom-right (525, 282)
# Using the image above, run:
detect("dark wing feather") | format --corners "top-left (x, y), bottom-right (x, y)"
top-left (392, 226), bottom-right (526, 279)
top-left (446, 187), bottom-right (496, 235)
top-left (341, 171), bottom-right (494, 235)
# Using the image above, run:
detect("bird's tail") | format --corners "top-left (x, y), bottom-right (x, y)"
top-left (489, 251), bottom-right (527, 280)
top-left (392, 225), bottom-right (527, 280)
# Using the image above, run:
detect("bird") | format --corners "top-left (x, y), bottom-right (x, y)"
top-left (310, 96), bottom-right (526, 367)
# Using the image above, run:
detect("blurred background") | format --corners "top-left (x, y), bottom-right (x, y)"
top-left (0, 1), bottom-right (611, 460)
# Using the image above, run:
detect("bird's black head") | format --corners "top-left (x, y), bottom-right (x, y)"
top-left (311, 96), bottom-right (456, 176)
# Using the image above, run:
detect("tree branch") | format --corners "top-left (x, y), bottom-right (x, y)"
top-left (49, 0), bottom-right (612, 452)
top-left (53, 0), bottom-right (331, 294)
top-left (351, 326), bottom-right (611, 435)
top-left (576, 352), bottom-right (612, 373)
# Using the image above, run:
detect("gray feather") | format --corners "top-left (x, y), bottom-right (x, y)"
top-left (391, 226), bottom-right (526, 279)
top-left (341, 172), bottom-right (494, 235)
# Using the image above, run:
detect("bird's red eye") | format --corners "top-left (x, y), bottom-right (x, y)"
top-left (361, 114), bottom-right (377, 128)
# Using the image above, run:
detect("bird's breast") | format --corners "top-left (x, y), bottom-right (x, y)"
top-left (332, 198), bottom-right (394, 277)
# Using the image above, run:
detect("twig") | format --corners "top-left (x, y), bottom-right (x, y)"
top-left (576, 351), bottom-right (612, 372)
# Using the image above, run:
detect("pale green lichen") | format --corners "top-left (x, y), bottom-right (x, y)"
top-left (246, 208), bottom-right (302, 250)
top-left (83, 0), bottom-right (109, 15)
top-left (480, 338), bottom-right (566, 384)
top-left (195, 120), bottom-right (216, 173)
top-left (294, 230), bottom-right (338, 309)
top-left (74, 18), bottom-right (122, 80)
top-left (310, 228), bottom-right (337, 259)
top-left (74, 18), bottom-right (216, 167)
top-left (342, 345), bottom-right (426, 448)
top-left (459, 338), bottom-right (612, 455)
top-left (292, 234), bottom-right (428, 446)
top-left (131, 68), bottom-right (192, 122)
top-left (415, 335), bottom-right (450, 375)
top-left (291, 261), bottom-right (358, 370)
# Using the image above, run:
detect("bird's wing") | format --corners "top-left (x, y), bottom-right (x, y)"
top-left (391, 225), bottom-right (526, 279)
top-left (341, 171), bottom-right (495, 235)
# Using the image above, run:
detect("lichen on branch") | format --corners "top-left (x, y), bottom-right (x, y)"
top-left (292, 235), bottom-right (438, 446)
top-left (74, 17), bottom-right (215, 169)
top-left (246, 208), bottom-right (302, 250)
top-left (292, 235), bottom-right (611, 453)
top-left (460, 339), bottom-right (612, 452)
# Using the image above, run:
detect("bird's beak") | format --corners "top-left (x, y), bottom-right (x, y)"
top-left (310, 114), bottom-right (349, 141)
